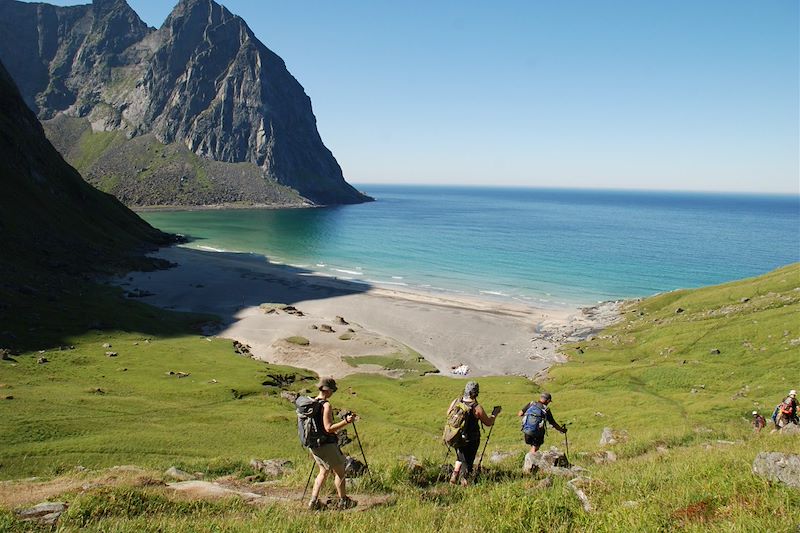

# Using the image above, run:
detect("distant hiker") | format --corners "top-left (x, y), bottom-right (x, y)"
top-left (444, 381), bottom-right (501, 485)
top-left (775, 389), bottom-right (798, 428)
top-left (751, 411), bottom-right (766, 432)
top-left (518, 392), bottom-right (566, 453)
top-left (297, 377), bottom-right (357, 510)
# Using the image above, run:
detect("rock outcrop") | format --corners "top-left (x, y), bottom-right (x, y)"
top-left (752, 452), bottom-right (800, 488)
top-left (0, 0), bottom-right (370, 206)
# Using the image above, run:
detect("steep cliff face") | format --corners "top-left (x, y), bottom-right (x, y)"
top-left (0, 0), bottom-right (369, 206)
top-left (0, 59), bottom-right (172, 276)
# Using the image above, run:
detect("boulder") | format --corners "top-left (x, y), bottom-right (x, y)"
top-left (599, 427), bottom-right (628, 446)
top-left (37, 357), bottom-right (48, 364)
top-left (319, 324), bottom-right (335, 333)
top-left (780, 423), bottom-right (800, 436)
top-left (164, 467), bottom-right (195, 481)
top-left (16, 502), bottom-right (67, 526)
top-left (250, 459), bottom-right (293, 478)
top-left (280, 390), bottom-right (299, 403)
top-left (335, 316), bottom-right (349, 325)
top-left (593, 451), bottom-right (617, 464)
top-left (344, 456), bottom-right (367, 478)
top-left (752, 452), bottom-right (800, 488)
top-left (105, 351), bottom-right (118, 357)
top-left (523, 448), bottom-right (572, 476)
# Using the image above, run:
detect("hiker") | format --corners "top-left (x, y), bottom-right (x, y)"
top-left (518, 392), bottom-right (566, 453)
top-left (775, 389), bottom-right (798, 428)
top-left (752, 411), bottom-right (766, 432)
top-left (446, 381), bottom-right (501, 485)
top-left (305, 377), bottom-right (357, 510)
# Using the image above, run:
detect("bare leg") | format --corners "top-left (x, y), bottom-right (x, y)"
top-left (450, 460), bottom-right (463, 484)
top-left (310, 464), bottom-right (329, 502)
top-left (331, 462), bottom-right (347, 499)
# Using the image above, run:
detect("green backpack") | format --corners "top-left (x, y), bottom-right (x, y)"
top-left (443, 398), bottom-right (473, 448)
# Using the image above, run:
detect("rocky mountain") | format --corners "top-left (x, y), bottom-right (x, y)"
top-left (0, 58), bottom-right (173, 277)
top-left (0, 0), bottom-right (370, 206)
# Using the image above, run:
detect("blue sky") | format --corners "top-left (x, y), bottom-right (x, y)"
top-left (28, 0), bottom-right (800, 193)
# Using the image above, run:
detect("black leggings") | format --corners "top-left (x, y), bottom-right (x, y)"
top-left (455, 439), bottom-right (480, 473)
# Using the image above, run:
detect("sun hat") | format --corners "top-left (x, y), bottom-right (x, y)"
top-left (752, 410), bottom-right (758, 415)
top-left (464, 381), bottom-right (479, 398)
top-left (790, 390), bottom-right (797, 396)
top-left (317, 377), bottom-right (338, 392)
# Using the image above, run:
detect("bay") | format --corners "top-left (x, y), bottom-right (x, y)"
top-left (139, 185), bottom-right (800, 307)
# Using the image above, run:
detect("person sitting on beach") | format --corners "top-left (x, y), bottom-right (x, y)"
top-left (752, 410), bottom-right (766, 432)
top-left (518, 392), bottom-right (566, 453)
top-left (307, 377), bottom-right (358, 510)
top-left (448, 381), bottom-right (500, 485)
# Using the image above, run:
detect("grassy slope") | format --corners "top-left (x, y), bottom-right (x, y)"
top-left (0, 264), bottom-right (798, 532)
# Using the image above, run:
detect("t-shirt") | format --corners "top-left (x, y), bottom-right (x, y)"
top-left (520, 401), bottom-right (557, 431)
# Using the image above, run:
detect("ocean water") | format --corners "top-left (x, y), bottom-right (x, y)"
top-left (139, 186), bottom-right (800, 308)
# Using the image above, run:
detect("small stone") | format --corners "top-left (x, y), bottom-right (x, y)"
top-left (675, 307), bottom-right (684, 314)
top-left (102, 343), bottom-right (112, 348)
top-left (105, 352), bottom-right (118, 357)
top-left (37, 357), bottom-right (48, 364)
top-left (709, 348), bottom-right (721, 355)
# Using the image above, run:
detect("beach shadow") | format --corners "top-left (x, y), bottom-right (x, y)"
top-left (0, 246), bottom-right (372, 355)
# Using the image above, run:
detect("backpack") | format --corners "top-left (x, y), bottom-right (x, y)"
top-left (521, 402), bottom-right (547, 435)
top-left (780, 399), bottom-right (794, 415)
top-left (771, 404), bottom-right (781, 424)
top-left (443, 398), bottom-right (473, 448)
top-left (295, 396), bottom-right (334, 449)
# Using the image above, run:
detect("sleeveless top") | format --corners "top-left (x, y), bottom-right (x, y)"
top-left (462, 398), bottom-right (481, 442)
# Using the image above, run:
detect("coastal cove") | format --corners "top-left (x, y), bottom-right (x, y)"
top-left (140, 185), bottom-right (800, 307)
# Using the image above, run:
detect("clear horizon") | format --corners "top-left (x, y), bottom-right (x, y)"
top-left (21, 0), bottom-right (800, 194)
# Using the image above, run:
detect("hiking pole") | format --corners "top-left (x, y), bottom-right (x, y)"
top-left (437, 445), bottom-right (452, 484)
top-left (350, 418), bottom-right (371, 479)
top-left (474, 423), bottom-right (496, 483)
top-left (563, 422), bottom-right (572, 467)
top-left (301, 458), bottom-right (316, 502)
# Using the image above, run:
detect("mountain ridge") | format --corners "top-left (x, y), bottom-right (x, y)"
top-left (0, 0), bottom-right (370, 206)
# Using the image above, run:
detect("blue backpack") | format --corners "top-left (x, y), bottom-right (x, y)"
top-left (521, 403), bottom-right (547, 434)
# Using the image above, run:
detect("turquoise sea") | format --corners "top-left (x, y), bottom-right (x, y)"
top-left (140, 185), bottom-right (800, 308)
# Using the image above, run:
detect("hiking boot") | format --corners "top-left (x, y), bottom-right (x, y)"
top-left (336, 496), bottom-right (357, 510)
top-left (308, 499), bottom-right (325, 511)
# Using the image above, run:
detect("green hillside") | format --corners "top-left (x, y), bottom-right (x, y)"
top-left (1, 263), bottom-right (797, 531)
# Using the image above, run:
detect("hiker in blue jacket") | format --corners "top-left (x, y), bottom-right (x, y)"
top-left (518, 392), bottom-right (566, 453)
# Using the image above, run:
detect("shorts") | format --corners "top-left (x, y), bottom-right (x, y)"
top-left (310, 443), bottom-right (346, 472)
top-left (524, 430), bottom-right (545, 447)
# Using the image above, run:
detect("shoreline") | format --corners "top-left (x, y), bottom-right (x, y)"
top-left (114, 245), bottom-right (622, 378)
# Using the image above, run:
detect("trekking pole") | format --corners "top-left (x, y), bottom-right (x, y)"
top-left (474, 423), bottom-right (495, 482)
top-left (350, 419), bottom-right (371, 479)
top-left (563, 422), bottom-right (572, 466)
top-left (301, 458), bottom-right (316, 502)
top-left (437, 445), bottom-right (452, 484)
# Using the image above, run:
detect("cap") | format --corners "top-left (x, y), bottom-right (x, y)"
top-left (317, 377), bottom-right (337, 392)
top-left (464, 381), bottom-right (479, 398)
top-left (540, 392), bottom-right (552, 402)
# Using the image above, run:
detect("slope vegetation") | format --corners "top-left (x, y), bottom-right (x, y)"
top-left (0, 261), bottom-right (797, 531)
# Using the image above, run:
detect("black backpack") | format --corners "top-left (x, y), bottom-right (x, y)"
top-left (295, 396), bottom-right (335, 449)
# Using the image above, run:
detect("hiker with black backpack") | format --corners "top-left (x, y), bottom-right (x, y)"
top-left (444, 381), bottom-right (501, 486)
top-left (295, 377), bottom-right (357, 510)
top-left (518, 392), bottom-right (566, 453)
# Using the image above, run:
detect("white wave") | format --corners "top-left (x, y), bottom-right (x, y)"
top-left (391, 276), bottom-right (404, 280)
top-left (480, 290), bottom-right (509, 297)
top-left (368, 279), bottom-right (408, 286)
top-left (196, 245), bottom-right (227, 252)
top-left (332, 268), bottom-right (364, 276)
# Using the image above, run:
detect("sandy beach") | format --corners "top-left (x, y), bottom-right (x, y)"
top-left (115, 246), bottom-right (621, 378)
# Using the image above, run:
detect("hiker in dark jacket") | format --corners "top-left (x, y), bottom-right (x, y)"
top-left (448, 381), bottom-right (500, 485)
top-left (752, 411), bottom-right (766, 432)
top-left (307, 377), bottom-right (357, 510)
top-left (776, 389), bottom-right (798, 428)
top-left (518, 392), bottom-right (566, 453)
